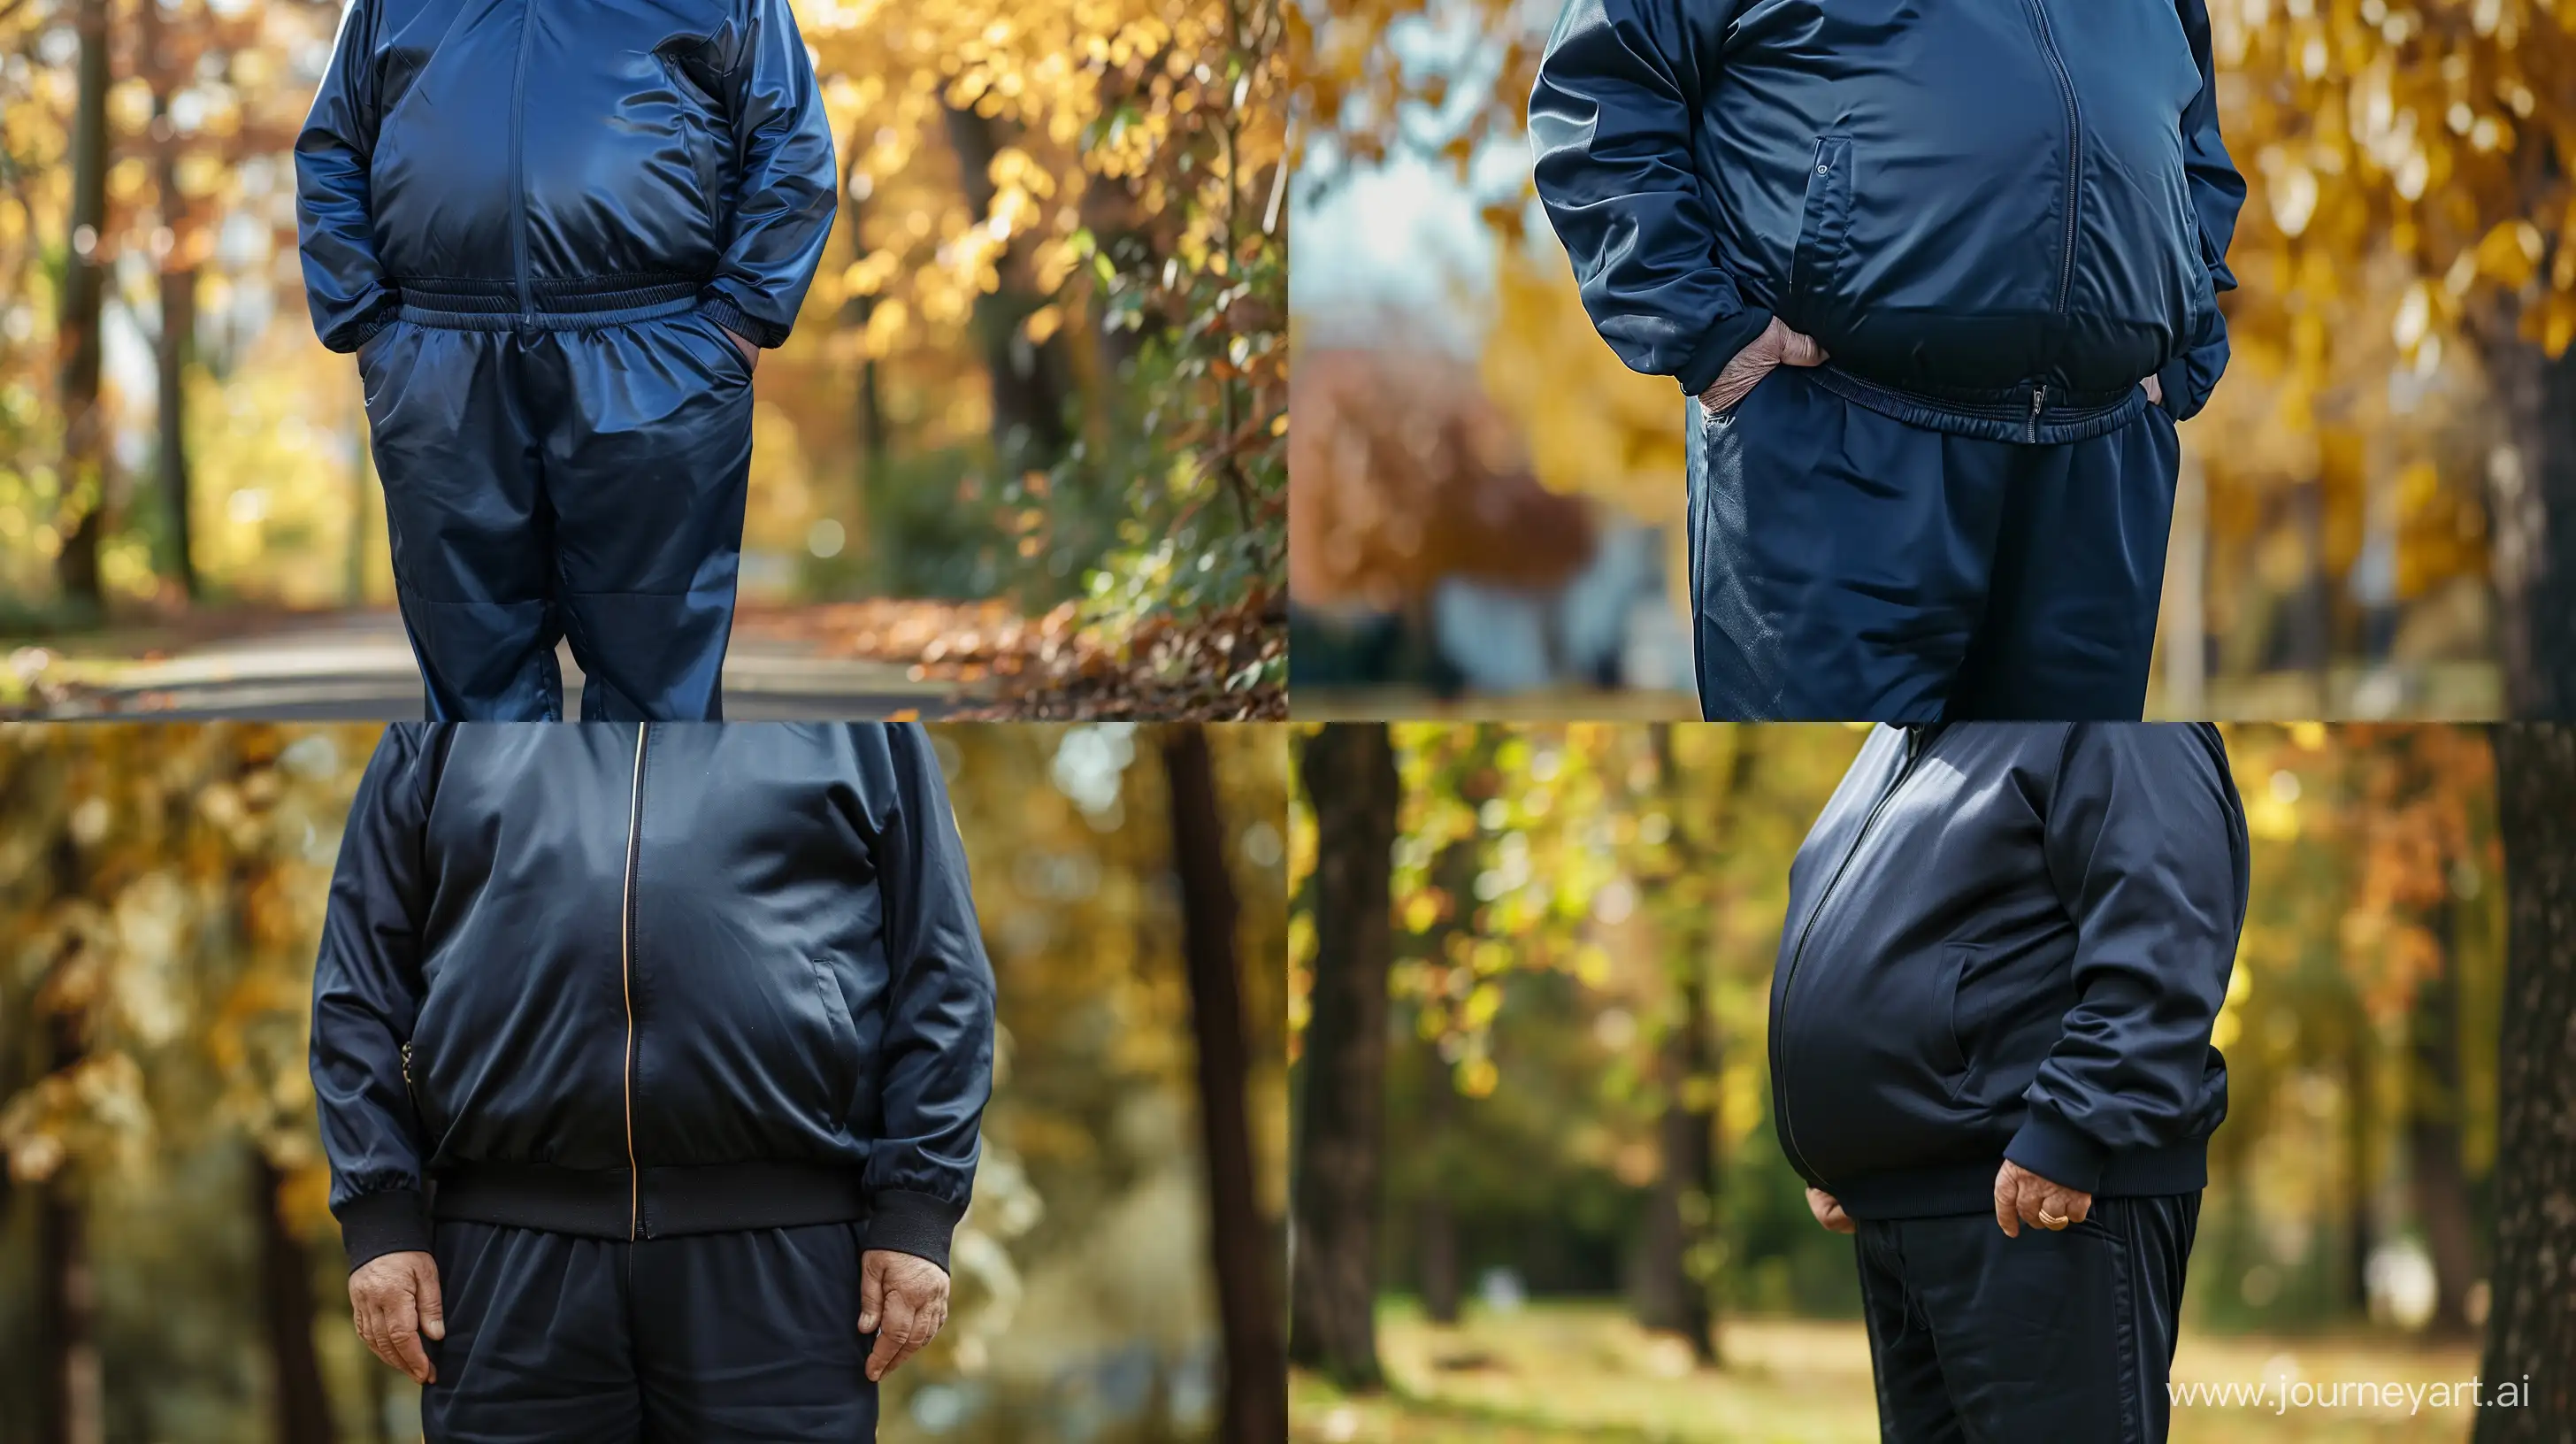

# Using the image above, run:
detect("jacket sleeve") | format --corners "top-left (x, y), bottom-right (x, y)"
top-left (2008, 723), bottom-right (2249, 1194)
top-left (294, 0), bottom-right (400, 354)
top-left (2155, 0), bottom-right (2245, 422)
top-left (696, 0), bottom-right (840, 349)
top-left (1530, 0), bottom-right (1766, 398)
top-left (854, 724), bottom-right (996, 1271)
top-left (310, 725), bottom-right (439, 1271)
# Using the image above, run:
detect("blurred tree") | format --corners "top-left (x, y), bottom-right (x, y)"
top-left (1160, 725), bottom-right (1286, 1442)
top-left (2479, 723), bottom-right (2576, 1438)
top-left (53, 0), bottom-right (108, 609)
top-left (1289, 723), bottom-right (1397, 1389)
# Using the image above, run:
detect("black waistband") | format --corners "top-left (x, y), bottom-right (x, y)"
top-left (391, 274), bottom-right (704, 330)
top-left (431, 1161), bottom-right (870, 1240)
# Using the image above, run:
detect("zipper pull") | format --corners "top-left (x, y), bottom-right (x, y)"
top-left (401, 1041), bottom-right (413, 1087)
top-left (2028, 385), bottom-right (2046, 442)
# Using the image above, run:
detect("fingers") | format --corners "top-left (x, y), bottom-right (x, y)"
top-left (1821, 1201), bottom-right (1854, 1235)
top-left (2143, 373), bottom-right (2164, 405)
top-left (349, 1254), bottom-right (439, 1385)
top-left (1777, 328), bottom-right (1828, 367)
top-left (1993, 1166), bottom-right (2021, 1238)
top-left (386, 1288), bottom-right (436, 1386)
top-left (411, 1255), bottom-right (447, 1343)
top-left (2056, 1187), bottom-right (2093, 1227)
top-left (857, 1250), bottom-right (886, 1336)
top-left (865, 1287), bottom-right (920, 1382)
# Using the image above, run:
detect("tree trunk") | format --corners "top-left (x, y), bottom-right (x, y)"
top-left (2404, 897), bottom-right (2480, 1339)
top-left (2488, 343), bottom-right (2576, 718)
top-left (141, 0), bottom-right (197, 599)
top-left (250, 1151), bottom-right (338, 1444)
top-left (2474, 725), bottom-right (2576, 1440)
top-left (941, 105), bottom-right (1077, 471)
top-left (54, 0), bottom-right (112, 608)
top-left (1414, 1041), bottom-right (1461, 1326)
top-left (837, 147), bottom-right (888, 531)
top-left (1633, 725), bottom-right (1739, 1366)
top-left (2341, 997), bottom-right (2378, 1317)
top-left (1159, 727), bottom-right (1287, 1444)
top-left (156, 269), bottom-right (199, 595)
top-left (1289, 725), bottom-right (1398, 1389)
top-left (36, 1003), bottom-right (102, 1444)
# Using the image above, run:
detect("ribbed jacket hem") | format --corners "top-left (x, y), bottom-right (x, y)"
top-left (1826, 1139), bottom-right (2211, 1221)
top-left (431, 1161), bottom-right (870, 1240)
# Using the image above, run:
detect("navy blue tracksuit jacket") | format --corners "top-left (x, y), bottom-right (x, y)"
top-left (1775, 723), bottom-right (2246, 1440)
top-left (297, 0), bottom-right (838, 721)
top-left (312, 723), bottom-right (993, 1440)
top-left (1532, 2), bottom-right (2247, 720)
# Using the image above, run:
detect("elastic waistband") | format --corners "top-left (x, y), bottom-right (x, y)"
top-left (392, 274), bottom-right (704, 331)
top-left (431, 1161), bottom-right (869, 1239)
top-left (1824, 1141), bottom-right (2210, 1222)
top-left (1812, 366), bottom-right (2150, 445)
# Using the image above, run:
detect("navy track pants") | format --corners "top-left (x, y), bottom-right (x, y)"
top-left (1684, 367), bottom-right (2181, 721)
top-left (421, 1219), bottom-right (878, 1443)
top-left (359, 309), bottom-right (755, 721)
top-left (1852, 1193), bottom-right (2201, 1443)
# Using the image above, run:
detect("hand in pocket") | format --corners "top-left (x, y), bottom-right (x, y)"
top-left (1699, 316), bottom-right (1828, 418)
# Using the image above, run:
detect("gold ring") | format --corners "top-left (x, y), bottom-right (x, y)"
top-left (2037, 1209), bottom-right (2068, 1229)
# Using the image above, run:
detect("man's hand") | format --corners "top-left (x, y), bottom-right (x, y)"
top-left (857, 1249), bottom-right (951, 1383)
top-left (1993, 1159), bottom-right (2093, 1238)
top-left (349, 1250), bottom-right (444, 1385)
top-left (1698, 316), bottom-right (1828, 418)
top-left (2143, 373), bottom-right (2165, 408)
top-left (1806, 1186), bottom-right (1856, 1235)
top-left (721, 326), bottom-right (759, 374)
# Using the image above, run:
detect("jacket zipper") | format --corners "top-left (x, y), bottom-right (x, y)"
top-left (2024, 0), bottom-right (2082, 317)
top-left (619, 723), bottom-right (649, 1239)
top-left (1771, 727), bottom-right (1927, 1187)
top-left (507, 0), bottom-right (534, 328)
top-left (401, 1041), bottom-right (425, 1122)
top-left (2027, 385), bottom-right (2047, 442)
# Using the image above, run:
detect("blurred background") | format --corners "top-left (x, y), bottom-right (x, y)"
top-left (0, 721), bottom-right (1289, 1443)
top-left (0, 0), bottom-right (1284, 719)
top-left (1288, 722), bottom-right (2576, 1442)
top-left (1287, 3), bottom-right (2576, 722)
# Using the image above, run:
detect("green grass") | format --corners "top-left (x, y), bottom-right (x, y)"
top-left (1292, 1302), bottom-right (2485, 1443)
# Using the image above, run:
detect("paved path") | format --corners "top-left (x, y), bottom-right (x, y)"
top-left (22, 611), bottom-right (964, 720)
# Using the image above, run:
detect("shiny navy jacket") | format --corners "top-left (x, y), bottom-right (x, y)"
top-left (1769, 724), bottom-right (2247, 1218)
top-left (312, 724), bottom-right (995, 1273)
top-left (1532, 0), bottom-right (2244, 422)
top-left (295, 0), bottom-right (836, 352)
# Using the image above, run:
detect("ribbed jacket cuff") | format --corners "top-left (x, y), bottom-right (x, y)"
top-left (2003, 1109), bottom-right (2111, 1197)
top-left (697, 294), bottom-right (785, 350)
top-left (328, 297), bottom-right (402, 356)
top-left (864, 1188), bottom-right (965, 1272)
top-left (1675, 307), bottom-right (1775, 400)
top-left (339, 1187), bottom-right (433, 1272)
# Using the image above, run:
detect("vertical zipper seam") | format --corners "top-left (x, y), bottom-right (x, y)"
top-left (620, 723), bottom-right (648, 1240)
top-left (2026, 0), bottom-right (2082, 318)
top-left (1771, 731), bottom-right (1925, 1189)
top-left (507, 0), bottom-right (535, 326)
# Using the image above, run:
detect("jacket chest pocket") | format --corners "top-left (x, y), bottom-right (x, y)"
top-left (1786, 135), bottom-right (1854, 323)
top-left (661, 55), bottom-right (729, 236)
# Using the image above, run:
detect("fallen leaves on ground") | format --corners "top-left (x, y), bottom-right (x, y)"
top-left (745, 594), bottom-right (1287, 720)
